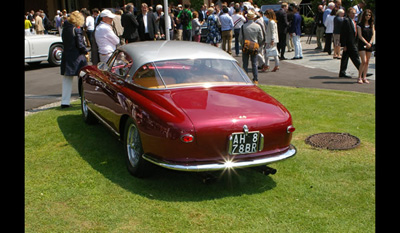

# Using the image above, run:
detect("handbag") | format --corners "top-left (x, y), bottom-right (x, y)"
top-left (266, 46), bottom-right (278, 57)
top-left (241, 25), bottom-right (259, 55)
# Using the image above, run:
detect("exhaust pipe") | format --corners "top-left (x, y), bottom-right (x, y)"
top-left (251, 165), bottom-right (277, 175)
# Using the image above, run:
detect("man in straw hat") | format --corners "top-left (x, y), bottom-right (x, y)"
top-left (239, 10), bottom-right (264, 84)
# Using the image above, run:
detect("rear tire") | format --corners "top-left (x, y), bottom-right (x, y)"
top-left (124, 118), bottom-right (152, 177)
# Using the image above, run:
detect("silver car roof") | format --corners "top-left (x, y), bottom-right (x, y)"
top-left (119, 41), bottom-right (237, 73)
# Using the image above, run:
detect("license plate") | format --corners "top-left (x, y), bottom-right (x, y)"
top-left (228, 131), bottom-right (264, 155)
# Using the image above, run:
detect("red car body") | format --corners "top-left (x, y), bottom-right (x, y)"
top-left (79, 41), bottom-right (296, 176)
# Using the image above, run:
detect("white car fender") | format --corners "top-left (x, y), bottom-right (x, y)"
top-left (25, 35), bottom-right (63, 65)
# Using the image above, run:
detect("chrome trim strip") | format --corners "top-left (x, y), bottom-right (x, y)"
top-left (258, 133), bottom-right (264, 152)
top-left (142, 144), bottom-right (297, 172)
top-left (87, 105), bottom-right (120, 137)
top-left (227, 135), bottom-right (233, 155)
top-left (26, 55), bottom-right (48, 59)
top-left (129, 82), bottom-right (252, 91)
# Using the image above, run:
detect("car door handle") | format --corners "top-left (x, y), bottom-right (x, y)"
top-left (112, 79), bottom-right (124, 85)
top-left (109, 76), bottom-right (125, 85)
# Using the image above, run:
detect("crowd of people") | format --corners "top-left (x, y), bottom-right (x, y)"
top-left (24, 0), bottom-right (375, 107)
top-left (315, 0), bottom-right (375, 84)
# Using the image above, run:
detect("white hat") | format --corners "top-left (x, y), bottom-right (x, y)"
top-left (100, 9), bottom-right (116, 18)
top-left (156, 4), bottom-right (163, 10)
top-left (247, 10), bottom-right (256, 19)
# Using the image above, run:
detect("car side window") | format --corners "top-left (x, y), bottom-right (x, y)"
top-left (132, 63), bottom-right (165, 89)
top-left (109, 51), bottom-right (133, 78)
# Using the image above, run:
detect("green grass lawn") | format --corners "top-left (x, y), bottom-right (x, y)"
top-left (25, 85), bottom-right (375, 232)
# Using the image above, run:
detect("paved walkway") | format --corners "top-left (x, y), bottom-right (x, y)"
top-left (233, 36), bottom-right (375, 95)
top-left (285, 36), bottom-right (375, 80)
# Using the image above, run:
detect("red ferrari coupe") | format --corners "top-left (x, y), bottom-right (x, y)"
top-left (79, 41), bottom-right (296, 177)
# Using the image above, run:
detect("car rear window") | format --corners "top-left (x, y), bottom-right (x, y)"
top-left (131, 59), bottom-right (252, 89)
top-left (153, 59), bottom-right (252, 88)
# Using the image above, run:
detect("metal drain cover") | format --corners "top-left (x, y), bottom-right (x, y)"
top-left (305, 132), bottom-right (361, 150)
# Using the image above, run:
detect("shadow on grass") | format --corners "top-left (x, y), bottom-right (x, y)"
top-left (57, 113), bottom-right (277, 202)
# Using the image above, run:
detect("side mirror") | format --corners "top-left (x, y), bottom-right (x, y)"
top-left (97, 62), bottom-right (109, 71)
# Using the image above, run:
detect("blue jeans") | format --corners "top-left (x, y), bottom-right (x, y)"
top-left (242, 52), bottom-right (258, 81)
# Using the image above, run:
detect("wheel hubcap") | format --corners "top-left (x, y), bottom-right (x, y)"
top-left (53, 47), bottom-right (63, 60)
top-left (127, 124), bottom-right (140, 167)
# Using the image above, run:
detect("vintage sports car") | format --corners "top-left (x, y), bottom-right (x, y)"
top-left (25, 34), bottom-right (63, 66)
top-left (79, 41), bottom-right (296, 177)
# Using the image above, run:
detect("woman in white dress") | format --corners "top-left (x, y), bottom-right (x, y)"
top-left (262, 9), bottom-right (280, 72)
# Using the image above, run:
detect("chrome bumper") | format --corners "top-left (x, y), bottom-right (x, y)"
top-left (142, 144), bottom-right (297, 172)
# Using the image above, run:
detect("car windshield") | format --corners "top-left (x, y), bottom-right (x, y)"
top-left (152, 59), bottom-right (252, 88)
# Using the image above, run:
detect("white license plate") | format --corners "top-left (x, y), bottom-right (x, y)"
top-left (228, 131), bottom-right (264, 155)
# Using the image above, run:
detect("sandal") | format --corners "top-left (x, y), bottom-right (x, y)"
top-left (362, 78), bottom-right (370, 84)
top-left (261, 65), bottom-right (270, 72)
top-left (272, 66), bottom-right (280, 72)
top-left (357, 78), bottom-right (363, 84)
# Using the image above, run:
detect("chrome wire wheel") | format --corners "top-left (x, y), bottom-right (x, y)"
top-left (126, 123), bottom-right (141, 167)
top-left (82, 95), bottom-right (88, 118)
top-left (124, 118), bottom-right (151, 177)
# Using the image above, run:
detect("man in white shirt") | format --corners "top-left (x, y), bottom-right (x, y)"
top-left (84, 10), bottom-right (94, 43)
top-left (228, 2), bottom-right (235, 16)
top-left (220, 7), bottom-right (234, 55)
top-left (231, 7), bottom-right (245, 56)
top-left (95, 9), bottom-right (120, 63)
top-left (353, 1), bottom-right (366, 23)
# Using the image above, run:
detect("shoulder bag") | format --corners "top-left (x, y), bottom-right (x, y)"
top-left (241, 25), bottom-right (259, 55)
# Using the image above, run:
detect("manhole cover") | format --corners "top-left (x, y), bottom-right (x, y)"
top-left (305, 132), bottom-right (361, 150)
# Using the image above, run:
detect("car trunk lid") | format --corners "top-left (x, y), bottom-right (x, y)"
top-left (170, 85), bottom-right (292, 160)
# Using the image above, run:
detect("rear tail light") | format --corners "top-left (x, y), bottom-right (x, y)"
top-left (287, 125), bottom-right (295, 134)
top-left (180, 134), bottom-right (194, 143)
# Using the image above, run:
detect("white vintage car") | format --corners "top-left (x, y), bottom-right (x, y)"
top-left (25, 35), bottom-right (63, 66)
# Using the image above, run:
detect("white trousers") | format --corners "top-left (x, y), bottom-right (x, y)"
top-left (292, 35), bottom-right (303, 58)
top-left (61, 75), bottom-right (74, 105)
top-left (264, 44), bottom-right (280, 67)
top-left (99, 53), bottom-right (112, 63)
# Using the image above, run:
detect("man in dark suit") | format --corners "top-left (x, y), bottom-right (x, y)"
top-left (121, 4), bottom-right (139, 43)
top-left (339, 7), bottom-right (361, 78)
top-left (276, 2), bottom-right (289, 60)
top-left (289, 5), bottom-right (303, 59)
top-left (160, 10), bottom-right (175, 40)
top-left (198, 4), bottom-right (207, 22)
top-left (137, 3), bottom-right (159, 41)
